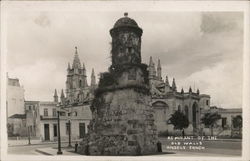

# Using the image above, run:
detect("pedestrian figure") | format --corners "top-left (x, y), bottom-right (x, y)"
top-left (75, 142), bottom-right (78, 152)
top-left (136, 141), bottom-right (141, 156)
top-left (182, 128), bottom-right (185, 138)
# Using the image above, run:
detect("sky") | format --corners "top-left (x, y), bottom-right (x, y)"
top-left (5, 5), bottom-right (243, 109)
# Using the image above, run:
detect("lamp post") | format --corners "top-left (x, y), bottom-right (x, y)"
top-left (68, 119), bottom-right (72, 147)
top-left (57, 111), bottom-right (63, 155)
top-left (28, 126), bottom-right (31, 145)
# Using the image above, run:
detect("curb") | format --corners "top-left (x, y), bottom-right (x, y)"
top-left (8, 142), bottom-right (58, 147)
top-left (35, 149), bottom-right (53, 156)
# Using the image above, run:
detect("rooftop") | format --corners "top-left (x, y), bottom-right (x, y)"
top-left (9, 114), bottom-right (26, 119)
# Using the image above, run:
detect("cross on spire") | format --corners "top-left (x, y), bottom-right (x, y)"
top-left (124, 12), bottom-right (128, 17)
top-left (72, 46), bottom-right (81, 69)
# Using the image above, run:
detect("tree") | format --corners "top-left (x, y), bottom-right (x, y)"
top-left (232, 115), bottom-right (242, 129)
top-left (232, 115), bottom-right (242, 136)
top-left (169, 110), bottom-right (189, 136)
top-left (7, 123), bottom-right (14, 137)
top-left (201, 112), bottom-right (221, 136)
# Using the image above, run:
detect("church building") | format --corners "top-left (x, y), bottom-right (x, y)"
top-left (23, 47), bottom-right (96, 141)
top-left (148, 56), bottom-right (211, 135)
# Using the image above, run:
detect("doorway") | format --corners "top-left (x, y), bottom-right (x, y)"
top-left (192, 103), bottom-right (198, 129)
top-left (79, 123), bottom-right (85, 138)
top-left (44, 124), bottom-right (50, 141)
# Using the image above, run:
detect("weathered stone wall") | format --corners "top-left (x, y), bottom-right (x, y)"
top-left (78, 88), bottom-right (158, 155)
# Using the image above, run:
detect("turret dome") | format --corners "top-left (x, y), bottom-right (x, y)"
top-left (113, 13), bottom-right (139, 28)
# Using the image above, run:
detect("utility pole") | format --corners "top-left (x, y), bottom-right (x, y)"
top-left (68, 119), bottom-right (72, 147)
top-left (57, 111), bottom-right (63, 155)
top-left (28, 126), bottom-right (31, 145)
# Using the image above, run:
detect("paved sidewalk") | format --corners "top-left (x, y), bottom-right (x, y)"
top-left (35, 147), bottom-right (80, 156)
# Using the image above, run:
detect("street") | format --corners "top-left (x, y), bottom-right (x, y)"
top-left (8, 142), bottom-right (75, 155)
top-left (8, 138), bottom-right (242, 156)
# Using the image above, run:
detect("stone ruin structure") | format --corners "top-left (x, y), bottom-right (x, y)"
top-left (78, 13), bottom-right (158, 155)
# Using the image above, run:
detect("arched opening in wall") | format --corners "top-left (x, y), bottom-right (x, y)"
top-left (178, 105), bottom-right (181, 112)
top-left (192, 102), bottom-right (199, 129)
top-left (152, 101), bottom-right (169, 133)
top-left (77, 94), bottom-right (80, 102)
top-left (184, 106), bottom-right (189, 121)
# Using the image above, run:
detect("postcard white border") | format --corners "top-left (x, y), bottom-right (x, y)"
top-left (1, 1), bottom-right (249, 161)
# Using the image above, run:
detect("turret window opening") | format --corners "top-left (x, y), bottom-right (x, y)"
top-left (79, 80), bottom-right (82, 87)
top-left (178, 105), bottom-right (181, 112)
top-left (128, 47), bottom-right (132, 53)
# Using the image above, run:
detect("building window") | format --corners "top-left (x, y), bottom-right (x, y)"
top-left (74, 112), bottom-right (77, 116)
top-left (29, 106), bottom-right (32, 110)
top-left (60, 112), bottom-right (66, 116)
top-left (206, 100), bottom-right (209, 105)
top-left (53, 124), bottom-right (57, 137)
top-left (79, 123), bottom-right (86, 138)
top-left (66, 123), bottom-right (70, 135)
top-left (222, 117), bottom-right (227, 128)
top-left (53, 109), bottom-right (57, 117)
top-left (184, 106), bottom-right (189, 121)
top-left (44, 108), bottom-right (48, 116)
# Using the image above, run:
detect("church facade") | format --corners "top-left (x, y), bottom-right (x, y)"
top-left (22, 48), bottom-right (95, 141)
top-left (148, 57), bottom-right (211, 135)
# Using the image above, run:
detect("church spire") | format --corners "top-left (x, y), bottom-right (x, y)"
top-left (172, 78), bottom-right (176, 91)
top-left (91, 68), bottom-right (96, 86)
top-left (60, 89), bottom-right (65, 98)
top-left (152, 62), bottom-right (156, 78)
top-left (54, 89), bottom-right (58, 103)
top-left (82, 62), bottom-right (86, 75)
top-left (148, 56), bottom-right (156, 79)
top-left (60, 89), bottom-right (65, 104)
top-left (72, 46), bottom-right (81, 69)
top-left (165, 75), bottom-right (170, 86)
top-left (181, 88), bottom-right (184, 94)
top-left (197, 88), bottom-right (200, 95)
top-left (157, 59), bottom-right (162, 80)
top-left (149, 56), bottom-right (153, 67)
top-left (67, 62), bottom-right (71, 73)
top-left (189, 86), bottom-right (192, 93)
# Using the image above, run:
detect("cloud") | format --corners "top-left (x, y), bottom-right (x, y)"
top-left (34, 12), bottom-right (51, 28)
top-left (178, 58), bottom-right (242, 108)
top-left (201, 12), bottom-right (243, 34)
